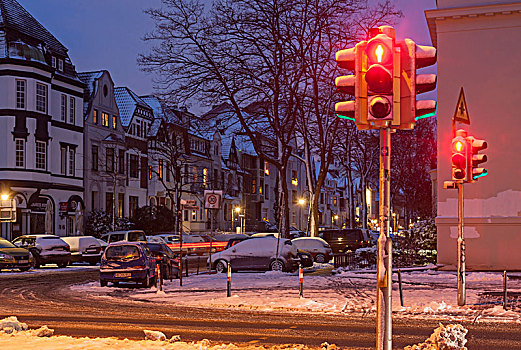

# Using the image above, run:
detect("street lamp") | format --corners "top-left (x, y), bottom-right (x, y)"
top-left (1, 194), bottom-right (9, 201)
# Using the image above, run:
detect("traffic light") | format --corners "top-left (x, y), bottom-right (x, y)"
top-left (335, 41), bottom-right (369, 129)
top-left (365, 27), bottom-right (396, 124)
top-left (451, 130), bottom-right (469, 182)
top-left (399, 39), bottom-right (437, 130)
top-left (467, 136), bottom-right (488, 181)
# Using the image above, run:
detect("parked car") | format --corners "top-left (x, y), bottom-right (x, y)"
top-left (62, 236), bottom-right (102, 265)
top-left (156, 233), bottom-right (180, 244)
top-left (12, 235), bottom-right (71, 268)
top-left (318, 229), bottom-right (371, 253)
top-left (289, 226), bottom-right (306, 239)
top-left (100, 230), bottom-right (146, 244)
top-left (146, 242), bottom-right (179, 280)
top-left (97, 239), bottom-right (108, 252)
top-left (213, 233), bottom-right (250, 242)
top-left (166, 234), bottom-right (227, 255)
top-left (0, 238), bottom-right (33, 272)
top-left (99, 242), bottom-right (157, 288)
top-left (208, 236), bottom-right (299, 273)
top-left (146, 236), bottom-right (167, 244)
top-left (291, 237), bottom-right (333, 263)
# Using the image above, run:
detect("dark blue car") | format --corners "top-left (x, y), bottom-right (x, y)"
top-left (99, 242), bottom-right (157, 288)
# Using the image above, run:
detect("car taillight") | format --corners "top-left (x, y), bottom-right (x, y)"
top-left (64, 246), bottom-right (70, 251)
top-left (134, 265), bottom-right (145, 269)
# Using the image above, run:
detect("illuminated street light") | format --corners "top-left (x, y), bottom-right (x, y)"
top-left (298, 198), bottom-right (305, 206)
top-left (1, 194), bottom-right (9, 201)
top-left (235, 207), bottom-right (241, 213)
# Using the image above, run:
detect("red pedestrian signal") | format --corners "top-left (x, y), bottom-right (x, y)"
top-left (452, 130), bottom-right (469, 182)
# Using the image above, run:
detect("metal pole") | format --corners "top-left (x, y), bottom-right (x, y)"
top-left (299, 264), bottom-right (303, 298)
top-left (376, 128), bottom-right (392, 350)
top-left (227, 263), bottom-right (231, 297)
top-left (179, 210), bottom-right (183, 287)
top-left (457, 182), bottom-right (465, 306)
top-left (503, 270), bottom-right (508, 310)
top-left (398, 269), bottom-right (404, 307)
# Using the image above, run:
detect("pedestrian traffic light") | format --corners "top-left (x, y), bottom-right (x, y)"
top-left (467, 136), bottom-right (488, 181)
top-left (451, 130), bottom-right (469, 182)
top-left (399, 39), bottom-right (437, 130)
top-left (335, 41), bottom-right (369, 129)
top-left (365, 27), bottom-right (396, 124)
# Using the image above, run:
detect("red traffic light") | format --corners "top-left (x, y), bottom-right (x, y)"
top-left (367, 40), bottom-right (392, 66)
top-left (451, 131), bottom-right (470, 181)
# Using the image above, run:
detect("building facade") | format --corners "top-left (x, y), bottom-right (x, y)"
top-left (0, 0), bottom-right (84, 239)
top-left (427, 0), bottom-right (521, 269)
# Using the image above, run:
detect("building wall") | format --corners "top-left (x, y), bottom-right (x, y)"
top-left (427, 1), bottom-right (521, 269)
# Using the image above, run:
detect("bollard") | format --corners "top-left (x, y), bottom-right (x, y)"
top-left (178, 257), bottom-right (183, 287)
top-left (398, 269), bottom-right (404, 307)
top-left (299, 264), bottom-right (303, 298)
top-left (156, 263), bottom-right (162, 292)
top-left (227, 262), bottom-right (231, 297)
top-left (197, 257), bottom-right (200, 275)
top-left (503, 270), bottom-right (508, 310)
top-left (185, 259), bottom-right (189, 277)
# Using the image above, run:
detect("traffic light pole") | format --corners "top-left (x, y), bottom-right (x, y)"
top-left (457, 182), bottom-right (466, 306)
top-left (377, 127), bottom-right (393, 350)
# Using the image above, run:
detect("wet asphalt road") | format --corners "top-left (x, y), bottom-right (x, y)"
top-left (1, 268), bottom-right (521, 349)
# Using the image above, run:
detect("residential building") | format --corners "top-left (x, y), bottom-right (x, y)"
top-left (79, 70), bottom-right (126, 220)
top-left (0, 0), bottom-right (84, 239)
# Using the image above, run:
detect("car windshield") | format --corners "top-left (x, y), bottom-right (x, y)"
top-left (14, 237), bottom-right (36, 246)
top-left (105, 245), bottom-right (140, 261)
top-left (0, 239), bottom-right (16, 248)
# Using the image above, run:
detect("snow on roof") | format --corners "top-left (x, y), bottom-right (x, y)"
top-left (114, 87), bottom-right (153, 127)
top-left (0, 0), bottom-right (68, 56)
top-left (77, 71), bottom-right (104, 118)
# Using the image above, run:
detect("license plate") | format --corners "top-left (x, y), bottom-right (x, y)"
top-left (18, 260), bottom-right (28, 264)
top-left (114, 272), bottom-right (131, 278)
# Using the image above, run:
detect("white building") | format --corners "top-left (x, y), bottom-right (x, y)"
top-left (0, 0), bottom-right (84, 239)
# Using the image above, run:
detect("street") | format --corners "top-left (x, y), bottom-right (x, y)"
top-left (1, 268), bottom-right (521, 349)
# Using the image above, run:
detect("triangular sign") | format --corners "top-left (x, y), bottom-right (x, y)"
top-left (453, 87), bottom-right (470, 125)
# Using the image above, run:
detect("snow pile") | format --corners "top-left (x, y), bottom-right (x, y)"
top-left (0, 317), bottom-right (53, 337)
top-left (404, 323), bottom-right (468, 350)
top-left (143, 330), bottom-right (166, 341)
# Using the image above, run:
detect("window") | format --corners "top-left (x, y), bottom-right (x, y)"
top-left (192, 210), bottom-right (197, 221)
top-left (35, 141), bottom-right (46, 170)
top-left (149, 165), bottom-right (152, 179)
top-left (251, 178), bottom-right (256, 194)
top-left (166, 162), bottom-right (170, 182)
top-left (203, 168), bottom-right (208, 187)
top-left (105, 192), bottom-right (114, 214)
top-left (15, 139), bottom-right (24, 167)
top-left (60, 94), bottom-right (67, 121)
top-left (264, 161), bottom-right (269, 175)
top-left (118, 193), bottom-right (124, 218)
top-left (129, 196), bottom-right (139, 218)
top-left (129, 154), bottom-right (139, 178)
top-left (16, 80), bottom-right (25, 109)
top-left (159, 160), bottom-right (164, 179)
top-left (291, 170), bottom-right (298, 186)
top-left (60, 146), bottom-right (67, 174)
top-left (58, 59), bottom-right (63, 71)
top-left (68, 148), bottom-right (75, 176)
top-left (102, 112), bottom-right (109, 127)
top-left (69, 97), bottom-right (75, 124)
top-left (92, 191), bottom-right (98, 210)
top-left (112, 115), bottom-right (117, 129)
top-left (106, 148), bottom-right (114, 172)
top-left (93, 110), bottom-right (98, 124)
top-left (92, 145), bottom-right (98, 171)
top-left (118, 149), bottom-right (125, 174)
top-left (265, 184), bottom-right (269, 199)
top-left (184, 210), bottom-right (188, 221)
top-left (192, 166), bottom-right (197, 183)
top-left (36, 83), bottom-right (47, 113)
top-left (51, 56), bottom-right (56, 68)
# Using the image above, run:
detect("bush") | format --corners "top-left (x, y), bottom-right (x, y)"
top-left (393, 218), bottom-right (437, 267)
top-left (130, 205), bottom-right (175, 234)
top-left (85, 210), bottom-right (133, 238)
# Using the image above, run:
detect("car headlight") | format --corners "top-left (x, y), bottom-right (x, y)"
top-left (0, 253), bottom-right (14, 261)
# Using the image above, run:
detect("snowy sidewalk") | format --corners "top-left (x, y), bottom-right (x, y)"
top-left (70, 266), bottom-right (521, 324)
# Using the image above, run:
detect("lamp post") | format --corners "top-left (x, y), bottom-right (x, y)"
top-left (234, 206), bottom-right (241, 234)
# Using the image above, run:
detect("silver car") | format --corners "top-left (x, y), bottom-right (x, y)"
top-left (208, 237), bottom-right (299, 273)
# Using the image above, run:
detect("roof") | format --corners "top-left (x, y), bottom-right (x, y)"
top-left (0, 0), bottom-right (68, 56)
top-left (114, 87), bottom-right (153, 127)
top-left (77, 71), bottom-right (104, 118)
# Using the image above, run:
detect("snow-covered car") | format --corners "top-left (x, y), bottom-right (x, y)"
top-left (208, 236), bottom-right (299, 273)
top-left (146, 235), bottom-right (166, 244)
top-left (291, 237), bottom-right (333, 263)
top-left (289, 226), bottom-right (306, 239)
top-left (100, 230), bottom-right (146, 244)
top-left (99, 242), bottom-right (157, 288)
top-left (0, 238), bottom-right (33, 272)
top-left (319, 229), bottom-right (372, 253)
top-left (12, 235), bottom-right (71, 268)
top-left (61, 236), bottom-right (102, 265)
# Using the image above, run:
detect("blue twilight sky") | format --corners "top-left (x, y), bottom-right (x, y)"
top-left (19, 0), bottom-right (437, 113)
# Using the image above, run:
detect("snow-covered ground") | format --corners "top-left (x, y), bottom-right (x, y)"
top-left (69, 264), bottom-right (521, 323)
top-left (0, 265), bottom-right (98, 275)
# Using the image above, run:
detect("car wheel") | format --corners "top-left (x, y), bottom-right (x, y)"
top-left (142, 272), bottom-right (151, 288)
top-left (100, 280), bottom-right (107, 287)
top-left (215, 260), bottom-right (226, 273)
top-left (19, 266), bottom-right (31, 272)
top-left (57, 261), bottom-right (68, 268)
top-left (113, 281), bottom-right (119, 287)
top-left (314, 253), bottom-right (326, 263)
top-left (270, 259), bottom-right (284, 272)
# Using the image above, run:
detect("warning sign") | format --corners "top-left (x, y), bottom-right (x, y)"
top-left (204, 190), bottom-right (223, 209)
top-left (453, 87), bottom-right (470, 125)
